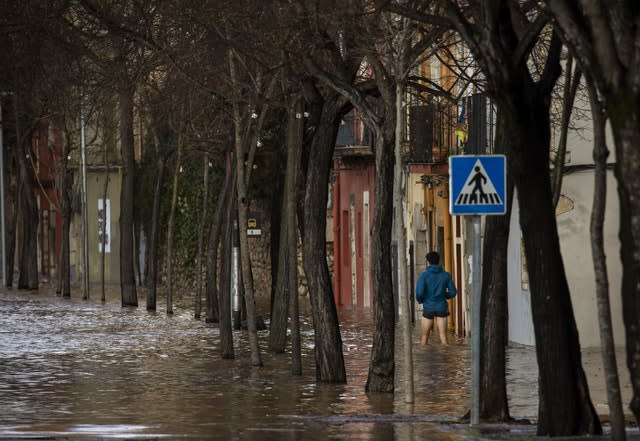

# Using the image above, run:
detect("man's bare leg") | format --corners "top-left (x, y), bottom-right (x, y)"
top-left (436, 316), bottom-right (448, 345)
top-left (421, 317), bottom-right (433, 346)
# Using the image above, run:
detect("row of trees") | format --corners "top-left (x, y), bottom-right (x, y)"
top-left (1, 0), bottom-right (639, 438)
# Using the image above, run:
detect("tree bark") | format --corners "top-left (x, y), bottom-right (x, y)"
top-left (544, 2), bottom-right (640, 425)
top-left (365, 130), bottom-right (395, 393)
top-left (194, 154), bottom-right (209, 319)
top-left (551, 56), bottom-right (581, 208)
top-left (147, 151), bottom-right (166, 311)
top-left (608, 90), bottom-right (640, 424)
top-left (119, 85), bottom-right (138, 306)
top-left (440, 2), bottom-right (601, 433)
top-left (268, 149), bottom-right (286, 330)
top-left (219, 171), bottom-right (236, 359)
top-left (100, 138), bottom-right (109, 302)
top-left (502, 85), bottom-right (600, 435)
top-left (58, 136), bottom-right (72, 297)
top-left (205, 153), bottom-right (233, 324)
top-left (587, 76), bottom-right (626, 441)
top-left (302, 92), bottom-right (346, 383)
top-left (288, 96), bottom-right (304, 375)
top-left (5, 135), bottom-right (17, 288)
top-left (165, 135), bottom-right (182, 315)
top-left (15, 93), bottom-right (38, 290)
top-left (394, 80), bottom-right (412, 402)
top-left (479, 109), bottom-right (513, 421)
top-left (229, 50), bottom-right (262, 367)
top-left (268, 109), bottom-right (293, 353)
top-left (268, 208), bottom-right (288, 351)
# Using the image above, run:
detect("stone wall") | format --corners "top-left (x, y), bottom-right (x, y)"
top-left (247, 202), bottom-right (272, 301)
top-left (246, 202), bottom-right (336, 304)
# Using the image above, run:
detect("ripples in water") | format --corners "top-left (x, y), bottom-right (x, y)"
top-left (0, 287), bottom-right (592, 440)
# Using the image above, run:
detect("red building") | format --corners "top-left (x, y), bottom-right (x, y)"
top-left (32, 118), bottom-right (63, 279)
top-left (331, 111), bottom-right (376, 307)
top-left (331, 101), bottom-right (460, 321)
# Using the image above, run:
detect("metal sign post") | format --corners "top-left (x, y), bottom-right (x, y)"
top-left (449, 154), bottom-right (507, 426)
top-left (470, 214), bottom-right (482, 425)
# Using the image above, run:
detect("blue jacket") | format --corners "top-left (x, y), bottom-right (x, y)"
top-left (415, 264), bottom-right (457, 313)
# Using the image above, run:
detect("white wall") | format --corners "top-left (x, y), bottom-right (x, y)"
top-left (507, 196), bottom-right (536, 346)
top-left (557, 169), bottom-right (624, 348)
top-left (507, 170), bottom-right (624, 348)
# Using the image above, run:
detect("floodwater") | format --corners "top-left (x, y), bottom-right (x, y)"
top-left (0, 287), bottom-right (630, 440)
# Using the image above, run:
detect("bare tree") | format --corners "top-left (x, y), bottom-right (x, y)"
top-left (228, 48), bottom-right (263, 367)
top-left (205, 153), bottom-right (232, 324)
top-left (441, 2), bottom-right (600, 434)
top-left (165, 121), bottom-right (183, 315)
top-left (118, 82), bottom-right (138, 306)
top-left (586, 73), bottom-right (626, 441)
top-left (551, 54), bottom-right (582, 208)
top-left (14, 90), bottom-right (39, 290)
top-left (545, 0), bottom-right (640, 426)
top-left (194, 153), bottom-right (209, 319)
top-left (478, 110), bottom-right (514, 421)
top-left (287, 95), bottom-right (304, 374)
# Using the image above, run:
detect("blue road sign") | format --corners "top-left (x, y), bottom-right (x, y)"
top-left (449, 155), bottom-right (506, 215)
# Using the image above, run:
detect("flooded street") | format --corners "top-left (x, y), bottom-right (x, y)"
top-left (0, 287), bottom-right (630, 440)
top-left (0, 288), bottom-right (459, 440)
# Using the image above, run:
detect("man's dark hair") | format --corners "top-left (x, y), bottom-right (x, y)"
top-left (426, 251), bottom-right (440, 265)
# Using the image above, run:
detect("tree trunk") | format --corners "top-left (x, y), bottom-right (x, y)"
top-left (503, 88), bottom-right (600, 436)
top-left (205, 153), bottom-right (233, 323)
top-left (166, 136), bottom-right (182, 315)
top-left (15, 94), bottom-right (38, 290)
top-left (288, 96), bottom-right (304, 375)
top-left (100, 141), bottom-right (109, 302)
top-left (195, 154), bottom-right (209, 319)
top-left (607, 88), bottom-right (640, 425)
top-left (147, 152), bottom-right (166, 310)
top-left (229, 51), bottom-right (262, 367)
top-left (58, 136), bottom-right (72, 297)
top-left (16, 162), bottom-right (39, 290)
top-left (302, 93), bottom-right (346, 383)
top-left (551, 56), bottom-right (581, 208)
top-left (365, 131), bottom-right (395, 393)
top-left (269, 162), bottom-right (290, 352)
top-left (268, 156), bottom-right (285, 321)
top-left (543, 1), bottom-right (640, 428)
top-left (5, 135), bottom-right (17, 288)
top-left (479, 109), bottom-right (513, 421)
top-left (219, 173), bottom-right (236, 359)
top-left (441, 3), bottom-right (601, 429)
top-left (587, 77), bottom-right (625, 441)
top-left (393, 80), bottom-right (412, 401)
top-left (119, 86), bottom-right (137, 306)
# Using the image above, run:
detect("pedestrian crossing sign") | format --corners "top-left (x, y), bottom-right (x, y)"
top-left (449, 155), bottom-right (507, 215)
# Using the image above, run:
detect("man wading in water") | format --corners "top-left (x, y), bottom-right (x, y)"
top-left (415, 251), bottom-right (457, 345)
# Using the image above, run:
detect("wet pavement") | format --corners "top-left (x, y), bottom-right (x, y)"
top-left (0, 286), bottom-right (635, 440)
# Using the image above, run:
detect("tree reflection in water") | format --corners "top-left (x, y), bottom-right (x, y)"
top-left (0, 287), bottom-right (547, 440)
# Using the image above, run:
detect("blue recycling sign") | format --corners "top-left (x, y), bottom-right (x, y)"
top-left (449, 155), bottom-right (507, 215)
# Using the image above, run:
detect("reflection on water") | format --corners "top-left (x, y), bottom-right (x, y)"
top-left (0, 287), bottom-right (545, 440)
